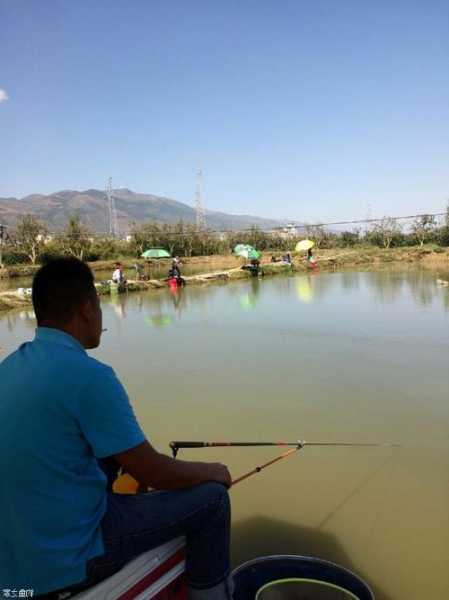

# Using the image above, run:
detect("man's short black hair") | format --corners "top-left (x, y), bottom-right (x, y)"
top-left (32, 257), bottom-right (97, 325)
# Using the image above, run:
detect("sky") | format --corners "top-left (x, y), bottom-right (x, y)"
top-left (0, 0), bottom-right (448, 223)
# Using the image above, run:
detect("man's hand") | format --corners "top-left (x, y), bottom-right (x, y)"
top-left (113, 440), bottom-right (232, 491)
top-left (206, 463), bottom-right (232, 488)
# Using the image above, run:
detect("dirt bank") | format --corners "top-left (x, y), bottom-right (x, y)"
top-left (0, 292), bottom-right (32, 312)
top-left (1, 247), bottom-right (447, 314)
top-left (1, 245), bottom-right (448, 280)
top-left (0, 262), bottom-right (292, 312)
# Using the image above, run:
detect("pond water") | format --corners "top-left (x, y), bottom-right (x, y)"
top-left (1, 270), bottom-right (448, 600)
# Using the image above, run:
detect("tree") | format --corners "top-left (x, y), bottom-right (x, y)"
top-left (89, 237), bottom-right (120, 260)
top-left (246, 226), bottom-right (268, 251)
top-left (369, 217), bottom-right (402, 249)
top-left (305, 225), bottom-right (334, 248)
top-left (411, 215), bottom-right (436, 246)
top-left (129, 221), bottom-right (164, 257)
top-left (340, 229), bottom-right (360, 247)
top-left (436, 202), bottom-right (449, 246)
top-left (60, 215), bottom-right (92, 260)
top-left (161, 222), bottom-right (178, 255)
top-left (129, 223), bottom-right (146, 257)
top-left (14, 215), bottom-right (47, 264)
top-left (0, 223), bottom-right (6, 267)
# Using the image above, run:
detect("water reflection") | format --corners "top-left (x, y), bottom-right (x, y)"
top-left (232, 515), bottom-right (391, 600)
top-left (168, 286), bottom-right (186, 315)
top-left (359, 270), bottom-right (448, 309)
top-left (105, 285), bottom-right (190, 327)
top-left (4, 269), bottom-right (447, 330)
top-left (3, 309), bottom-right (36, 332)
top-left (1, 272), bottom-right (447, 333)
top-left (145, 314), bottom-right (173, 328)
top-left (340, 271), bottom-right (361, 291)
top-left (296, 275), bottom-right (314, 304)
top-left (110, 293), bottom-right (127, 320)
top-left (239, 279), bottom-right (261, 311)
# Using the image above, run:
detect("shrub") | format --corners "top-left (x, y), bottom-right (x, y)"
top-left (1, 249), bottom-right (29, 265)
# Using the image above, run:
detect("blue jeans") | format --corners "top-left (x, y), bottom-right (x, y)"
top-left (85, 483), bottom-right (231, 590)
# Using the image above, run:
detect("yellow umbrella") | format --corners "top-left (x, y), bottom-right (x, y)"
top-left (295, 239), bottom-right (315, 252)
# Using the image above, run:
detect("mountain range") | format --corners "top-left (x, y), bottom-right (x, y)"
top-left (0, 189), bottom-right (284, 234)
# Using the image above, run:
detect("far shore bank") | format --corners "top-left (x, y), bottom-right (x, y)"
top-left (1, 246), bottom-right (448, 314)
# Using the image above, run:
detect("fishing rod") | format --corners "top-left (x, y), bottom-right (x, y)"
top-left (231, 444), bottom-right (304, 486)
top-left (169, 440), bottom-right (400, 487)
top-left (169, 440), bottom-right (398, 456)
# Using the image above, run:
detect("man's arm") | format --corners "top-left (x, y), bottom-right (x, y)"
top-left (113, 439), bottom-right (232, 490)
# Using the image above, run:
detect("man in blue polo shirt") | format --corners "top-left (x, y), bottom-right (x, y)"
top-left (0, 258), bottom-right (233, 599)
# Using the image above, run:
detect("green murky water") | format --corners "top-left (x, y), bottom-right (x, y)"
top-left (1, 270), bottom-right (448, 600)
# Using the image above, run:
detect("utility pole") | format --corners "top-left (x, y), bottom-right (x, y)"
top-left (106, 177), bottom-right (118, 237)
top-left (195, 168), bottom-right (206, 230)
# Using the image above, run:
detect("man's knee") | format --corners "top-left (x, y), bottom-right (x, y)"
top-left (201, 482), bottom-right (230, 513)
top-left (188, 482), bottom-right (230, 529)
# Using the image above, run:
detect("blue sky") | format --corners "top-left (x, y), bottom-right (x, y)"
top-left (1, 0), bottom-right (448, 222)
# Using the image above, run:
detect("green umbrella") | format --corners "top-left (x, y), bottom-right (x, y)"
top-left (236, 248), bottom-right (261, 260)
top-left (233, 244), bottom-right (255, 254)
top-left (141, 248), bottom-right (171, 259)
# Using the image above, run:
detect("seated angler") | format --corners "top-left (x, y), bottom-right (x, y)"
top-left (112, 262), bottom-right (126, 284)
top-left (168, 259), bottom-right (185, 286)
top-left (0, 257), bottom-right (233, 600)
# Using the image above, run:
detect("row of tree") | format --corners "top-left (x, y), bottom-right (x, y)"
top-left (305, 214), bottom-right (449, 249)
top-left (0, 210), bottom-right (448, 266)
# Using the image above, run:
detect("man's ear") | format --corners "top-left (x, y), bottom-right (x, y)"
top-left (78, 298), bottom-right (95, 322)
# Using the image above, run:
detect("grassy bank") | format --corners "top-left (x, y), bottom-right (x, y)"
top-left (1, 244), bottom-right (448, 280)
top-left (0, 246), bottom-right (447, 314)
top-left (0, 254), bottom-right (242, 280)
top-left (0, 262), bottom-right (293, 312)
top-left (311, 245), bottom-right (449, 271)
top-left (0, 292), bottom-right (32, 312)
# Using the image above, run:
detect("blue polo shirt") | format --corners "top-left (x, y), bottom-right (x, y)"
top-left (0, 327), bottom-right (146, 594)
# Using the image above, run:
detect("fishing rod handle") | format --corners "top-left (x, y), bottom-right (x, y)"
top-left (170, 441), bottom-right (206, 449)
top-left (170, 441), bottom-right (301, 448)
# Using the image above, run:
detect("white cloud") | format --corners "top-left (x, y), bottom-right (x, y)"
top-left (0, 89), bottom-right (9, 103)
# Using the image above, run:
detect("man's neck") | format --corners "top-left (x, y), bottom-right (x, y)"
top-left (38, 321), bottom-right (87, 348)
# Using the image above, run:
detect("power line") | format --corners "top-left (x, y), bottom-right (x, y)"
top-left (3, 211), bottom-right (446, 240)
top-left (291, 212), bottom-right (446, 229)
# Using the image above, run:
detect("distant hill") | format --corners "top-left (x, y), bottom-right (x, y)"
top-left (0, 189), bottom-right (284, 234)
